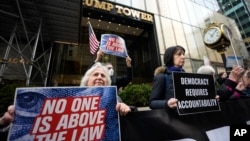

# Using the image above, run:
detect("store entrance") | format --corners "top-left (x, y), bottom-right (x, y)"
top-left (80, 8), bottom-right (159, 84)
top-left (49, 7), bottom-right (160, 86)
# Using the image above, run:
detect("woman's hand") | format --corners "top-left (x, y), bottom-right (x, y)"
top-left (0, 105), bottom-right (14, 126)
top-left (236, 81), bottom-right (247, 91)
top-left (167, 98), bottom-right (178, 109)
top-left (95, 49), bottom-right (104, 62)
top-left (125, 56), bottom-right (132, 67)
top-left (228, 66), bottom-right (245, 83)
top-left (116, 103), bottom-right (131, 116)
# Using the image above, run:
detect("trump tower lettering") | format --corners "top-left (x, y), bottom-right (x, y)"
top-left (173, 72), bottom-right (220, 115)
top-left (100, 34), bottom-right (128, 58)
top-left (7, 86), bottom-right (120, 141)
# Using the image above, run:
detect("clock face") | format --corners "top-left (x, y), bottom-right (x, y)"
top-left (221, 24), bottom-right (232, 40)
top-left (203, 27), bottom-right (222, 45)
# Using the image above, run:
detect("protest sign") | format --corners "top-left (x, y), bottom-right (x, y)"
top-left (100, 34), bottom-right (128, 58)
top-left (173, 72), bottom-right (220, 115)
top-left (8, 86), bottom-right (119, 141)
top-left (226, 56), bottom-right (243, 68)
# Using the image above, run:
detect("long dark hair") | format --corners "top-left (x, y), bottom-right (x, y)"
top-left (164, 45), bottom-right (185, 66)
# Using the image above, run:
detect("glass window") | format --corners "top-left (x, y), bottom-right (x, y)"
top-left (193, 28), bottom-right (207, 60)
top-left (185, 0), bottom-right (198, 27)
top-left (183, 25), bottom-right (199, 59)
top-left (206, 47), bottom-right (219, 62)
top-left (172, 21), bottom-right (188, 50)
top-left (183, 58), bottom-right (193, 73)
top-left (177, 0), bottom-right (191, 25)
top-left (145, 0), bottom-right (158, 14)
top-left (193, 3), bottom-right (204, 28)
top-left (205, 0), bottom-right (220, 11)
top-left (167, 0), bottom-right (181, 22)
top-left (157, 0), bottom-right (171, 18)
top-left (193, 0), bottom-right (205, 6)
top-left (191, 59), bottom-right (203, 73)
top-left (199, 7), bottom-right (213, 28)
top-left (154, 15), bottom-right (165, 54)
top-left (115, 0), bottom-right (131, 6)
top-left (131, 0), bottom-right (145, 10)
top-left (161, 18), bottom-right (176, 47)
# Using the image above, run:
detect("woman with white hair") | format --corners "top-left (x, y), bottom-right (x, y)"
top-left (80, 62), bottom-right (131, 115)
top-left (197, 65), bottom-right (215, 75)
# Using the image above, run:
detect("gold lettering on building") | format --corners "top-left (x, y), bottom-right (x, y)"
top-left (84, 0), bottom-right (113, 11)
top-left (115, 5), bottom-right (153, 22)
top-left (83, 0), bottom-right (153, 22)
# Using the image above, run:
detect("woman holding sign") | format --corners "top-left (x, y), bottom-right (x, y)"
top-left (93, 49), bottom-right (133, 90)
top-left (149, 45), bottom-right (245, 111)
top-left (149, 45), bottom-right (185, 110)
top-left (0, 62), bottom-right (131, 141)
top-left (80, 62), bottom-right (131, 115)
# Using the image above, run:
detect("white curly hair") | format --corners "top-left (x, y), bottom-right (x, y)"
top-left (80, 62), bottom-right (111, 86)
top-left (197, 65), bottom-right (215, 74)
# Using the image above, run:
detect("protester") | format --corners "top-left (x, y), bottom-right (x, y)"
top-left (195, 64), bottom-right (246, 101)
top-left (196, 65), bottom-right (243, 101)
top-left (1, 62), bottom-right (131, 141)
top-left (241, 69), bottom-right (250, 97)
top-left (230, 69), bottom-right (250, 99)
top-left (93, 49), bottom-right (133, 90)
top-left (196, 65), bottom-right (219, 99)
top-left (197, 65), bottom-right (215, 76)
top-left (216, 66), bottom-right (245, 101)
top-left (149, 45), bottom-right (246, 110)
top-left (80, 62), bottom-right (131, 115)
top-left (149, 45), bottom-right (185, 110)
top-left (216, 71), bottom-right (227, 87)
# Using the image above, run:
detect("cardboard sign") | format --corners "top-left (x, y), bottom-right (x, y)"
top-left (8, 86), bottom-right (120, 141)
top-left (100, 34), bottom-right (128, 58)
top-left (173, 72), bottom-right (220, 115)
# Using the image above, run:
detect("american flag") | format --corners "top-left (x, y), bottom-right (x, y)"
top-left (89, 22), bottom-right (100, 54)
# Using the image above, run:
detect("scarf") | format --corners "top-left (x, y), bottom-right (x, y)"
top-left (167, 66), bottom-right (185, 72)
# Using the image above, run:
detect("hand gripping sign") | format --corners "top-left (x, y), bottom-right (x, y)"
top-left (100, 34), bottom-right (128, 58)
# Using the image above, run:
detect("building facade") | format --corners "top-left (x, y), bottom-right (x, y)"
top-left (50, 0), bottom-right (248, 85)
top-left (217, 0), bottom-right (250, 55)
top-left (0, 0), bottom-right (249, 86)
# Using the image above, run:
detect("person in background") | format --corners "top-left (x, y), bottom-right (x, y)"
top-left (149, 45), bottom-right (185, 110)
top-left (80, 62), bottom-right (131, 115)
top-left (149, 44), bottom-right (246, 111)
top-left (216, 66), bottom-right (245, 101)
top-left (230, 69), bottom-right (250, 100)
top-left (196, 65), bottom-right (245, 101)
top-left (92, 49), bottom-right (133, 90)
top-left (216, 72), bottom-right (228, 87)
top-left (240, 69), bottom-right (250, 98)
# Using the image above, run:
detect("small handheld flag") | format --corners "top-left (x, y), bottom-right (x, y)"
top-left (88, 22), bottom-right (100, 54)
